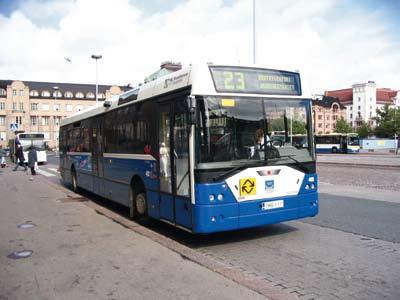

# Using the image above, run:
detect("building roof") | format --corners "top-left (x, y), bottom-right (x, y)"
top-left (0, 79), bottom-right (130, 100)
top-left (377, 88), bottom-right (397, 104)
top-left (324, 87), bottom-right (397, 105)
top-left (324, 88), bottom-right (353, 104)
top-left (312, 95), bottom-right (345, 109)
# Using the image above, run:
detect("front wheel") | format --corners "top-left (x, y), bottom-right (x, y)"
top-left (130, 188), bottom-right (148, 220)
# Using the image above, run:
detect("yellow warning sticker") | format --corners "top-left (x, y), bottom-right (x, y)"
top-left (239, 178), bottom-right (256, 196)
top-left (221, 98), bottom-right (235, 107)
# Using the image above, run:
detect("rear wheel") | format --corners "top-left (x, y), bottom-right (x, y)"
top-left (71, 169), bottom-right (79, 193)
top-left (332, 147), bottom-right (338, 153)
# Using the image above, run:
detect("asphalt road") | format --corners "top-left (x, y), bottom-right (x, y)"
top-left (304, 193), bottom-right (400, 243)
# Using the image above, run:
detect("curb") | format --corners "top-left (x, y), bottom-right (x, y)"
top-left (42, 176), bottom-right (297, 300)
top-left (317, 162), bottom-right (400, 169)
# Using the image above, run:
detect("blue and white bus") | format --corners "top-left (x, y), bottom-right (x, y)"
top-left (59, 64), bottom-right (318, 233)
top-left (315, 133), bottom-right (360, 153)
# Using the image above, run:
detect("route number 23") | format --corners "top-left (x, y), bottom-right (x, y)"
top-left (223, 71), bottom-right (245, 90)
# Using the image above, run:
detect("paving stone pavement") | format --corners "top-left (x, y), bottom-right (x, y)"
top-left (194, 221), bottom-right (400, 300)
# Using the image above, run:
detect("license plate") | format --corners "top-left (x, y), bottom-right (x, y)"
top-left (261, 200), bottom-right (284, 210)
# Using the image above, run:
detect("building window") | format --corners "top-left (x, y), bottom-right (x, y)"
top-left (54, 116), bottom-right (61, 125)
top-left (41, 90), bottom-right (51, 97)
top-left (19, 102), bottom-right (24, 112)
top-left (350, 106), bottom-right (353, 111)
top-left (86, 92), bottom-right (95, 99)
top-left (358, 112), bottom-right (361, 118)
top-left (13, 89), bottom-right (17, 96)
top-left (350, 121), bottom-right (353, 127)
top-left (31, 103), bottom-right (38, 111)
top-left (65, 91), bottom-right (73, 98)
top-left (370, 97), bottom-right (372, 102)
top-left (326, 124), bottom-right (330, 128)
top-left (31, 116), bottom-right (38, 126)
top-left (16, 116), bottom-right (22, 125)
top-left (358, 97), bottom-right (360, 102)
top-left (326, 116), bottom-right (330, 120)
top-left (19, 90), bottom-right (24, 96)
top-left (98, 93), bottom-right (105, 99)
top-left (370, 112), bottom-right (372, 117)
top-left (43, 132), bottom-right (50, 139)
top-left (77, 105), bottom-right (83, 111)
top-left (318, 115), bottom-right (322, 120)
top-left (66, 104), bottom-right (73, 112)
top-left (0, 116), bottom-right (5, 125)
top-left (0, 102), bottom-right (5, 110)
top-left (29, 90), bottom-right (39, 97)
top-left (41, 116), bottom-right (50, 126)
top-left (350, 113), bottom-right (353, 119)
top-left (358, 106), bottom-right (361, 110)
top-left (12, 102), bottom-right (17, 111)
top-left (318, 123), bottom-right (322, 128)
top-left (0, 89), bottom-right (6, 96)
top-left (76, 92), bottom-right (84, 98)
top-left (42, 104), bottom-right (49, 111)
top-left (53, 91), bottom-right (62, 98)
top-left (0, 131), bottom-right (6, 141)
top-left (53, 104), bottom-right (60, 111)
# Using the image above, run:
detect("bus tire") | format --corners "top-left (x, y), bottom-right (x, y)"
top-left (129, 186), bottom-right (148, 220)
top-left (71, 168), bottom-right (79, 193)
top-left (332, 147), bottom-right (338, 153)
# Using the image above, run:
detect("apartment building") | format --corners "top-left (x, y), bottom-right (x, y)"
top-left (312, 96), bottom-right (346, 134)
top-left (0, 80), bottom-right (127, 149)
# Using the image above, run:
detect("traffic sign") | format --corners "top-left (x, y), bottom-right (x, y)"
top-left (9, 123), bottom-right (19, 131)
top-left (239, 178), bottom-right (256, 196)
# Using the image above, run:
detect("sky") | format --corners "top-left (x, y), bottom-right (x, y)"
top-left (0, 0), bottom-right (399, 94)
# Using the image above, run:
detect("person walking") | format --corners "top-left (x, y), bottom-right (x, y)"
top-left (0, 145), bottom-right (6, 168)
top-left (28, 146), bottom-right (38, 175)
top-left (13, 144), bottom-right (27, 171)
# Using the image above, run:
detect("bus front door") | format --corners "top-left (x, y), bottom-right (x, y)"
top-left (158, 101), bottom-right (192, 230)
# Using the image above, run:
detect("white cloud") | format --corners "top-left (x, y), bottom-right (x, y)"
top-left (0, 0), bottom-right (399, 93)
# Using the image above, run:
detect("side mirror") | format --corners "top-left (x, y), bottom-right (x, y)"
top-left (103, 100), bottom-right (112, 108)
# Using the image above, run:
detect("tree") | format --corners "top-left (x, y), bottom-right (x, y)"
top-left (356, 121), bottom-right (371, 138)
top-left (292, 120), bottom-right (307, 134)
top-left (374, 105), bottom-right (400, 138)
top-left (334, 117), bottom-right (352, 133)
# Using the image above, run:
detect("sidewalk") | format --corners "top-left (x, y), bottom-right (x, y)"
top-left (0, 167), bottom-right (266, 300)
top-left (317, 153), bottom-right (400, 168)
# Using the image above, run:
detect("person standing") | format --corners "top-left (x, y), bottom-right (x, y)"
top-left (0, 145), bottom-right (6, 168)
top-left (28, 146), bottom-right (38, 175)
top-left (13, 144), bottom-right (27, 171)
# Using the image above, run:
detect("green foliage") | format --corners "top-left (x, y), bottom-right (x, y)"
top-left (356, 121), bottom-right (371, 138)
top-left (374, 105), bottom-right (400, 138)
top-left (334, 117), bottom-right (352, 133)
top-left (292, 120), bottom-right (307, 134)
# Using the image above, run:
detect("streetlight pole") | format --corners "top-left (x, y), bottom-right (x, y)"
top-left (53, 86), bottom-right (59, 150)
top-left (91, 54), bottom-right (102, 103)
top-left (252, 0), bottom-right (256, 64)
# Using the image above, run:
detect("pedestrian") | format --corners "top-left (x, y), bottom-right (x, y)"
top-left (13, 144), bottom-right (27, 171)
top-left (0, 145), bottom-right (6, 168)
top-left (28, 146), bottom-right (38, 175)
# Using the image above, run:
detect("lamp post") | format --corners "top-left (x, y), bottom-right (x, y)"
top-left (91, 54), bottom-right (102, 103)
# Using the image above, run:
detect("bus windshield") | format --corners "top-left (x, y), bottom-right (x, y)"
top-left (19, 139), bottom-right (46, 151)
top-left (196, 96), bottom-right (314, 169)
top-left (348, 135), bottom-right (360, 146)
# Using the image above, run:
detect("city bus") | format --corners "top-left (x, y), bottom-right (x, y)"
top-left (315, 133), bottom-right (360, 153)
top-left (59, 64), bottom-right (318, 233)
top-left (10, 133), bottom-right (48, 164)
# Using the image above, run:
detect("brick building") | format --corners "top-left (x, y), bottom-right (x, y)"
top-left (0, 80), bottom-right (127, 149)
top-left (312, 96), bottom-right (346, 134)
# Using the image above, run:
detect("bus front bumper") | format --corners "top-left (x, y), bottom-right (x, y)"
top-left (192, 192), bottom-right (318, 234)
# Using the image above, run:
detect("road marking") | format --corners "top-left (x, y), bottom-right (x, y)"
top-left (36, 168), bottom-right (56, 177)
top-left (48, 168), bottom-right (59, 173)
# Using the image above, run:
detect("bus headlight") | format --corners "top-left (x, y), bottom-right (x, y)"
top-left (209, 194), bottom-right (215, 201)
top-left (217, 194), bottom-right (224, 201)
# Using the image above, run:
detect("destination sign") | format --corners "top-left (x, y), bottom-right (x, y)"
top-left (210, 66), bottom-right (301, 95)
top-left (19, 133), bottom-right (45, 139)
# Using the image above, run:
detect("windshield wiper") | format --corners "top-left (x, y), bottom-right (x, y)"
top-left (279, 155), bottom-right (309, 173)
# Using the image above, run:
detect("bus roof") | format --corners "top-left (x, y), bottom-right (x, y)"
top-left (61, 63), bottom-right (312, 126)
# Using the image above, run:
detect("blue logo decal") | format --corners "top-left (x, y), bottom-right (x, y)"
top-left (265, 180), bottom-right (274, 192)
